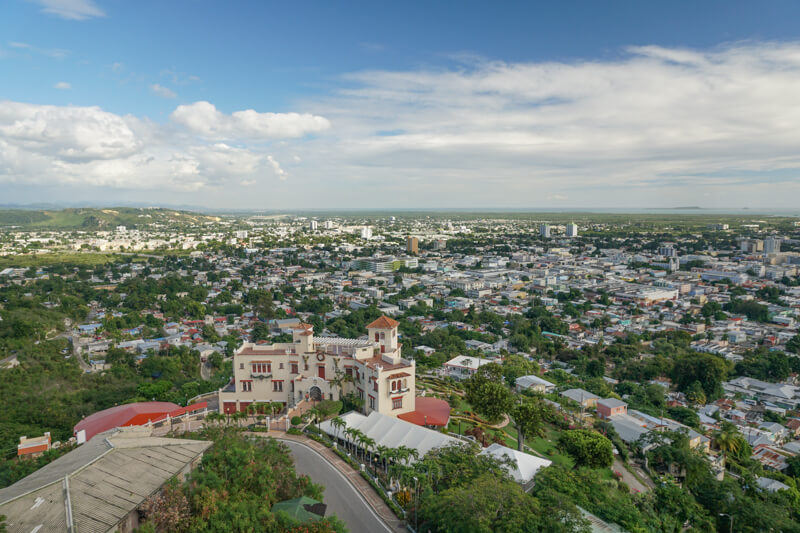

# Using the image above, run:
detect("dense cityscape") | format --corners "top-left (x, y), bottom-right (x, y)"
top-left (0, 209), bottom-right (800, 531)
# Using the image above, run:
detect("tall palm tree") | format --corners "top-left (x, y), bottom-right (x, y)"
top-left (361, 436), bottom-right (376, 471)
top-left (344, 428), bottom-right (355, 454)
top-left (376, 445), bottom-right (390, 474)
top-left (396, 445), bottom-right (419, 467)
top-left (714, 426), bottom-right (742, 466)
top-left (331, 417), bottom-right (345, 447)
top-left (353, 430), bottom-right (365, 461)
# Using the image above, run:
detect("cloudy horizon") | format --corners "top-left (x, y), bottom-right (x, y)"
top-left (2, 1), bottom-right (800, 209)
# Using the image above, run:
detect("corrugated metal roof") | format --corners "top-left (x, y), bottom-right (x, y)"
top-left (0, 427), bottom-right (211, 533)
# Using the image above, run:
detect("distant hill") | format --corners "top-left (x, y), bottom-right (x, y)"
top-left (0, 207), bottom-right (221, 230)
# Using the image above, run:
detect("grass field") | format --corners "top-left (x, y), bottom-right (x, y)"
top-left (0, 252), bottom-right (149, 268)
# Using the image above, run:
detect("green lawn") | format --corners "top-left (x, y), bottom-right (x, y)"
top-left (0, 251), bottom-right (183, 269)
top-left (0, 253), bottom-right (125, 268)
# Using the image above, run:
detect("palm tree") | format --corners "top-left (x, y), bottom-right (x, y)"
top-left (331, 417), bottom-right (345, 447)
top-left (353, 429), bottom-right (366, 459)
top-left (330, 371), bottom-right (352, 401)
top-left (344, 428), bottom-right (355, 455)
top-left (714, 425), bottom-right (743, 466)
top-left (205, 411), bottom-right (222, 427)
top-left (351, 429), bottom-right (362, 461)
top-left (361, 436), bottom-right (376, 471)
top-left (396, 445), bottom-right (419, 467)
top-left (376, 445), bottom-right (390, 474)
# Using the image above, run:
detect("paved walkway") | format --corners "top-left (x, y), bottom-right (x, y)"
top-left (613, 458), bottom-right (651, 494)
top-left (246, 431), bottom-right (406, 532)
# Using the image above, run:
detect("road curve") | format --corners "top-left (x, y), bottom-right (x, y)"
top-left (279, 439), bottom-right (396, 533)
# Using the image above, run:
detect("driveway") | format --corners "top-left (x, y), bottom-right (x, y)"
top-left (281, 440), bottom-right (397, 533)
top-left (613, 459), bottom-right (652, 494)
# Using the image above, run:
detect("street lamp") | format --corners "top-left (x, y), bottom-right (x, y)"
top-left (413, 476), bottom-right (419, 532)
top-left (719, 513), bottom-right (733, 533)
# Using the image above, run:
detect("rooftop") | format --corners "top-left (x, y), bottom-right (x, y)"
top-left (0, 426), bottom-right (211, 533)
top-left (366, 316), bottom-right (400, 329)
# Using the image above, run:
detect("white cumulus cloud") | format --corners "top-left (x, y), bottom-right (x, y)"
top-left (0, 99), bottom-right (314, 192)
top-left (289, 41), bottom-right (800, 207)
top-left (170, 101), bottom-right (330, 140)
top-left (54, 81), bottom-right (71, 90)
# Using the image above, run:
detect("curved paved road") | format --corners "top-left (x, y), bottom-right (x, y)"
top-left (281, 440), bottom-right (395, 533)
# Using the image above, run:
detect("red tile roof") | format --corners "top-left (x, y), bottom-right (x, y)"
top-left (366, 316), bottom-right (400, 329)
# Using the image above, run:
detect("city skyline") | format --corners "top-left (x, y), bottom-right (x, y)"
top-left (3, 1), bottom-right (800, 209)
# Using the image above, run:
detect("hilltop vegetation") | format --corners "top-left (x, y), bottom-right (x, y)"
top-left (0, 207), bottom-right (221, 230)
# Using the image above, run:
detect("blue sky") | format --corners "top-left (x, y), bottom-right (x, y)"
top-left (2, 0), bottom-right (800, 209)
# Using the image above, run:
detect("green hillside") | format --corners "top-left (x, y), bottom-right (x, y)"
top-left (0, 207), bottom-right (221, 230)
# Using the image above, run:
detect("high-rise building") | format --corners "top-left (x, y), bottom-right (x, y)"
top-left (361, 226), bottom-right (373, 240)
top-left (309, 220), bottom-right (318, 231)
top-left (566, 223), bottom-right (578, 237)
top-left (323, 220), bottom-right (335, 229)
top-left (658, 246), bottom-right (677, 258)
top-left (235, 230), bottom-right (248, 239)
top-left (407, 236), bottom-right (419, 254)
top-left (539, 224), bottom-right (551, 238)
top-left (433, 239), bottom-right (447, 250)
top-left (740, 239), bottom-right (764, 254)
top-left (765, 236), bottom-right (782, 254)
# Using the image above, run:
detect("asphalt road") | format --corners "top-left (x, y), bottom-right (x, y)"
top-left (282, 440), bottom-right (395, 533)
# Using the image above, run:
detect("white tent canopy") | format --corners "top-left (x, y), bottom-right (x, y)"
top-left (320, 410), bottom-right (461, 460)
top-left (480, 443), bottom-right (552, 486)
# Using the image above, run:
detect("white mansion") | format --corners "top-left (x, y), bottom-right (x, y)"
top-left (218, 316), bottom-right (417, 418)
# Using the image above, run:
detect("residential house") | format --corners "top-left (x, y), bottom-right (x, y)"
top-left (597, 398), bottom-right (628, 419)
top-left (560, 388), bottom-right (600, 408)
top-left (515, 375), bottom-right (555, 394)
top-left (443, 355), bottom-right (495, 381)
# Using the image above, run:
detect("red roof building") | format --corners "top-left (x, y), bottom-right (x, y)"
top-left (398, 397), bottom-right (451, 427)
top-left (367, 316), bottom-right (400, 329)
top-left (74, 401), bottom-right (207, 441)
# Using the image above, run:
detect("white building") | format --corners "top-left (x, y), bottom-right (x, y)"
top-left (539, 224), bottom-right (551, 238)
top-left (443, 356), bottom-right (496, 380)
top-left (566, 223), bottom-right (578, 238)
top-left (658, 246), bottom-right (677, 258)
top-left (320, 410), bottom-right (460, 461)
top-left (765, 236), bottom-right (782, 254)
top-left (219, 316), bottom-right (417, 417)
top-left (309, 220), bottom-right (319, 231)
top-left (361, 226), bottom-right (373, 240)
top-left (515, 375), bottom-right (555, 394)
